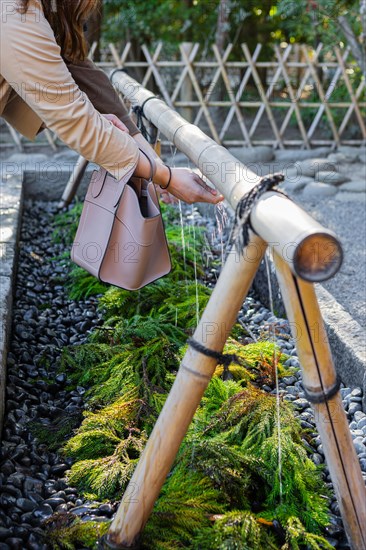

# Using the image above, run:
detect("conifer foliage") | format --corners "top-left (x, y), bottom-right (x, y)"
top-left (46, 202), bottom-right (333, 549)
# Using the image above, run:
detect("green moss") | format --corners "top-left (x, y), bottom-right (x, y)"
top-left (61, 337), bottom-right (178, 407)
top-left (226, 340), bottom-right (290, 385)
top-left (204, 385), bottom-right (330, 532)
top-left (179, 435), bottom-right (254, 510)
top-left (283, 516), bottom-right (335, 549)
top-left (66, 266), bottom-right (108, 300)
top-left (97, 279), bottom-right (211, 332)
top-left (63, 390), bottom-right (143, 461)
top-left (52, 201), bottom-right (83, 245)
top-left (89, 314), bottom-right (187, 347)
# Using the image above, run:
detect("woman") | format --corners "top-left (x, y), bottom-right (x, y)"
top-left (0, 0), bottom-right (224, 205)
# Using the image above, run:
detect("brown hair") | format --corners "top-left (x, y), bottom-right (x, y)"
top-left (19, 0), bottom-right (99, 62)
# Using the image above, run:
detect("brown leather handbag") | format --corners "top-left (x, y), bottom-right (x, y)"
top-left (71, 149), bottom-right (172, 290)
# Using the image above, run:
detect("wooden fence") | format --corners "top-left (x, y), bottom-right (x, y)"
top-left (2, 42), bottom-right (365, 150)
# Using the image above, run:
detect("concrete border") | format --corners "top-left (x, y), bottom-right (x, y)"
top-left (316, 285), bottom-right (366, 410)
top-left (0, 172), bottom-right (24, 437)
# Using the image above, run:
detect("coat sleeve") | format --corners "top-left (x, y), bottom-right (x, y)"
top-left (0, 0), bottom-right (139, 180)
top-left (65, 59), bottom-right (141, 137)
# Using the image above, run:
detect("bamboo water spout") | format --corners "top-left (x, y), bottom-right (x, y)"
top-left (104, 72), bottom-right (365, 550)
top-left (111, 71), bottom-right (343, 282)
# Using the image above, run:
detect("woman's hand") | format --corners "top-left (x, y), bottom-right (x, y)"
top-left (156, 188), bottom-right (179, 205)
top-left (102, 114), bottom-right (130, 133)
top-left (134, 150), bottom-right (225, 205)
top-left (163, 167), bottom-right (224, 205)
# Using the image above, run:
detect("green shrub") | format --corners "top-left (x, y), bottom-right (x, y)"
top-left (50, 198), bottom-right (332, 549)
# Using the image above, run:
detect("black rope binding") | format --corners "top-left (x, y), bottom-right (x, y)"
top-left (109, 67), bottom-right (129, 80)
top-left (187, 337), bottom-right (245, 380)
top-left (229, 173), bottom-right (285, 257)
top-left (132, 96), bottom-right (157, 141)
top-left (302, 375), bottom-right (341, 404)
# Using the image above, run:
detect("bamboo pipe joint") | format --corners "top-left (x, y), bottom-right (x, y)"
top-left (293, 231), bottom-right (343, 282)
top-left (250, 192), bottom-right (343, 282)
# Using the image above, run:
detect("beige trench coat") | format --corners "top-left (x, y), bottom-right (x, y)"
top-left (0, 0), bottom-right (139, 180)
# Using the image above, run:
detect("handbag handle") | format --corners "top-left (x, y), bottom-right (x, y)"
top-left (89, 146), bottom-right (158, 205)
top-left (113, 147), bottom-right (157, 207)
top-left (138, 147), bottom-right (157, 181)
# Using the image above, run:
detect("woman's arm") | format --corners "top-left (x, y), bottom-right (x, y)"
top-left (0, 0), bottom-right (139, 181)
top-left (58, 53), bottom-right (223, 204)
top-left (133, 138), bottom-right (224, 205)
top-left (65, 58), bottom-right (141, 137)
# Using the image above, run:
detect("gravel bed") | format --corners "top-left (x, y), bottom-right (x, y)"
top-left (0, 200), bottom-right (365, 549)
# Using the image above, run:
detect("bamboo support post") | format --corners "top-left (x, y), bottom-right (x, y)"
top-left (44, 129), bottom-right (58, 152)
top-left (273, 252), bottom-right (366, 550)
top-left (5, 123), bottom-right (24, 152)
top-left (57, 156), bottom-right (89, 209)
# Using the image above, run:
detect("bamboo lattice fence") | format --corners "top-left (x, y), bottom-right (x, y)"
top-left (1, 42), bottom-right (365, 150)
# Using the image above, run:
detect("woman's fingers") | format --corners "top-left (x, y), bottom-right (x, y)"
top-left (193, 173), bottom-right (220, 195)
top-left (155, 166), bottom-right (224, 205)
top-left (193, 173), bottom-right (224, 203)
top-left (102, 114), bottom-right (130, 133)
top-left (200, 188), bottom-right (225, 204)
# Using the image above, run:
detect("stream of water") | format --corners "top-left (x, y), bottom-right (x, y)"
top-left (190, 204), bottom-right (200, 327)
top-left (265, 253), bottom-right (283, 501)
